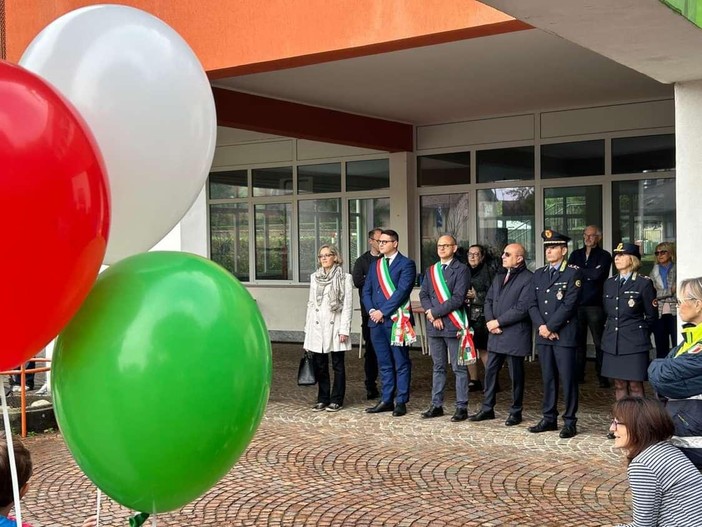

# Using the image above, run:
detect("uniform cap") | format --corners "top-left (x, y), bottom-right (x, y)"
top-left (541, 229), bottom-right (570, 246)
top-left (613, 242), bottom-right (641, 260)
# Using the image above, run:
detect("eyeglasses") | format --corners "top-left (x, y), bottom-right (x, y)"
top-left (437, 244), bottom-right (455, 249)
top-left (502, 252), bottom-right (512, 257)
top-left (318, 254), bottom-right (334, 259)
top-left (654, 250), bottom-right (668, 255)
top-left (378, 239), bottom-right (395, 245)
top-left (611, 418), bottom-right (625, 430)
top-left (584, 234), bottom-right (600, 239)
top-left (370, 238), bottom-right (382, 242)
top-left (468, 252), bottom-right (482, 257)
top-left (677, 297), bottom-right (698, 306)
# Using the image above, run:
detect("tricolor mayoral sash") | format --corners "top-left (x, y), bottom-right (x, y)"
top-left (429, 262), bottom-right (476, 365)
top-left (377, 258), bottom-right (416, 346)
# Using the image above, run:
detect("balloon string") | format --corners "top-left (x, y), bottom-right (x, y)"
top-left (0, 387), bottom-right (22, 526)
top-left (96, 488), bottom-right (101, 526)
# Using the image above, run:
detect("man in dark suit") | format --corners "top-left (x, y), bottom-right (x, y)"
top-left (470, 243), bottom-right (533, 426)
top-left (567, 225), bottom-right (612, 388)
top-left (352, 228), bottom-right (383, 399)
top-left (362, 229), bottom-right (417, 417)
top-left (528, 229), bottom-right (583, 438)
top-left (418, 234), bottom-right (471, 422)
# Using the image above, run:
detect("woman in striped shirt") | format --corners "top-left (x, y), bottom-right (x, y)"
top-left (612, 396), bottom-right (702, 527)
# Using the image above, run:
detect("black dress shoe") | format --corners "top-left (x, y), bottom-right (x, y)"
top-left (366, 389), bottom-right (380, 400)
top-left (559, 424), bottom-right (577, 439)
top-left (468, 380), bottom-right (483, 393)
top-left (469, 409), bottom-right (495, 422)
top-left (392, 403), bottom-right (407, 417)
top-left (505, 414), bottom-right (522, 426)
top-left (366, 401), bottom-right (394, 414)
top-left (421, 405), bottom-right (444, 419)
top-left (606, 431), bottom-right (616, 440)
top-left (528, 419), bottom-right (558, 433)
top-left (451, 408), bottom-right (468, 422)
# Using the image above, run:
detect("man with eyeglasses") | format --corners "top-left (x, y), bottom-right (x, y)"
top-left (470, 243), bottom-right (533, 427)
top-left (528, 229), bottom-right (583, 438)
top-left (362, 229), bottom-right (417, 417)
top-left (352, 228), bottom-right (383, 400)
top-left (418, 234), bottom-right (471, 422)
top-left (567, 225), bottom-right (612, 388)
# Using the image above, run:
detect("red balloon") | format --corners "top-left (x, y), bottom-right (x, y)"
top-left (0, 60), bottom-right (110, 370)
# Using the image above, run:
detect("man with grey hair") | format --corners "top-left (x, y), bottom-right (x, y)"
top-left (568, 225), bottom-right (612, 388)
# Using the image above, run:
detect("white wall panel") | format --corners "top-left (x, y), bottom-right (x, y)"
top-left (297, 139), bottom-right (381, 161)
top-left (416, 114), bottom-right (534, 151)
top-left (211, 140), bottom-right (293, 167)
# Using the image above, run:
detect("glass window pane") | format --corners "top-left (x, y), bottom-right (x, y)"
top-left (541, 140), bottom-right (605, 179)
top-left (252, 166), bottom-right (293, 197)
top-left (544, 186), bottom-right (602, 253)
top-left (209, 170), bottom-right (248, 199)
top-left (477, 187), bottom-right (535, 269)
top-left (349, 198), bottom-right (390, 266)
top-left (298, 163), bottom-right (341, 194)
top-left (477, 146), bottom-right (534, 183)
top-left (347, 159), bottom-right (389, 191)
top-left (255, 203), bottom-right (292, 280)
top-left (209, 203), bottom-right (249, 281)
top-left (612, 178), bottom-right (676, 275)
top-left (298, 199), bottom-right (342, 281)
top-left (419, 194), bottom-right (470, 270)
top-left (417, 152), bottom-right (470, 187)
top-left (612, 134), bottom-right (675, 174)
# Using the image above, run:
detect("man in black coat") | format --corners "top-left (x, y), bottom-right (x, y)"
top-left (469, 243), bottom-right (533, 426)
top-left (567, 225), bottom-right (612, 388)
top-left (528, 229), bottom-right (583, 439)
top-left (418, 234), bottom-right (471, 422)
top-left (352, 228), bottom-right (383, 399)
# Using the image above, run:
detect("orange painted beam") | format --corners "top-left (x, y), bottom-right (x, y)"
top-left (214, 88), bottom-right (413, 152)
top-left (4, 1), bottom-right (529, 75)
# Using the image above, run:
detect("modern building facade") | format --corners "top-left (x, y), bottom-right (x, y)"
top-left (3, 1), bottom-right (698, 341)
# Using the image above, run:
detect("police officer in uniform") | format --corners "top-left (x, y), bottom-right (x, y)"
top-left (528, 230), bottom-right (583, 438)
top-left (602, 242), bottom-right (657, 437)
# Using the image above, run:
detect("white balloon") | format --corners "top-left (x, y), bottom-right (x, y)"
top-left (20, 5), bottom-right (216, 264)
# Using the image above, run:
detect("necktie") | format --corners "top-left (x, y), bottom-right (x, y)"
top-left (549, 267), bottom-right (557, 280)
top-left (441, 264), bottom-right (447, 271)
top-left (620, 277), bottom-right (626, 288)
top-left (503, 270), bottom-right (510, 285)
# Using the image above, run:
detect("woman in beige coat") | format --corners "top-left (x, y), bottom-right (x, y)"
top-left (303, 244), bottom-right (353, 412)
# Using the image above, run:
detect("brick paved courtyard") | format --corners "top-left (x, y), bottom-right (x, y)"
top-left (17, 343), bottom-right (633, 526)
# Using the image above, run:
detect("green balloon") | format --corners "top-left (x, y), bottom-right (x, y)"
top-left (53, 252), bottom-right (271, 513)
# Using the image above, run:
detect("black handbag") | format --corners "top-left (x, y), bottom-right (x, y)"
top-left (297, 351), bottom-right (316, 386)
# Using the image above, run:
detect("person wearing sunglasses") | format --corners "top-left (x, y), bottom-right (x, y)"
top-left (650, 242), bottom-right (678, 359)
top-left (649, 276), bottom-right (702, 469)
top-left (610, 396), bottom-right (702, 527)
top-left (303, 245), bottom-right (354, 412)
top-left (601, 243), bottom-right (657, 438)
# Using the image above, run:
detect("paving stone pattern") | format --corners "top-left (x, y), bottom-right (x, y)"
top-left (18, 343), bottom-right (633, 526)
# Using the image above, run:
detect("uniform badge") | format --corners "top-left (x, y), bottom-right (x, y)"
top-left (615, 242), bottom-right (624, 252)
top-left (544, 229), bottom-right (553, 239)
top-left (652, 299), bottom-right (659, 308)
top-left (628, 298), bottom-right (635, 308)
top-left (575, 279), bottom-right (582, 287)
top-left (556, 290), bottom-right (564, 301)
top-left (689, 344), bottom-right (702, 354)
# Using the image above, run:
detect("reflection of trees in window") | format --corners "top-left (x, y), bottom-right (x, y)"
top-left (419, 194), bottom-right (470, 270)
top-left (478, 187), bottom-right (535, 266)
top-left (299, 199), bottom-right (341, 281)
top-left (209, 203), bottom-right (249, 281)
top-left (255, 204), bottom-right (291, 280)
top-left (349, 198), bottom-right (389, 264)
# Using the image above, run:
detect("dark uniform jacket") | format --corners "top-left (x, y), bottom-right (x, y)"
top-left (352, 250), bottom-right (380, 317)
top-left (484, 264), bottom-right (534, 356)
top-left (601, 273), bottom-right (657, 356)
top-left (528, 260), bottom-right (582, 346)
top-left (649, 323), bottom-right (702, 468)
top-left (419, 259), bottom-right (470, 337)
top-left (567, 246), bottom-right (612, 307)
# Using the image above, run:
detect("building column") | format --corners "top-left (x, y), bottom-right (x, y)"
top-left (389, 151), bottom-right (416, 258)
top-left (675, 80), bottom-right (702, 282)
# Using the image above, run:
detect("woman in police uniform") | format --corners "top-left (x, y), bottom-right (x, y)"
top-left (602, 243), bottom-right (657, 437)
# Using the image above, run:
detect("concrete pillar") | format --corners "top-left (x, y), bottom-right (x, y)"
top-left (675, 80), bottom-right (702, 283)
top-left (389, 151), bottom-right (416, 258)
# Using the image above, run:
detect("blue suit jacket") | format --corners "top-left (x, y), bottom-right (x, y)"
top-left (362, 252), bottom-right (416, 328)
top-left (418, 258), bottom-right (470, 337)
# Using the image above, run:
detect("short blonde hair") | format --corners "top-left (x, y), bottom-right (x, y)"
top-left (318, 244), bottom-right (343, 266)
top-left (616, 253), bottom-right (641, 273)
top-left (656, 242), bottom-right (676, 263)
